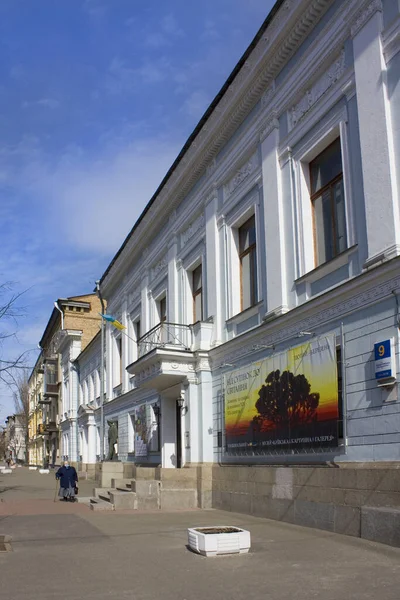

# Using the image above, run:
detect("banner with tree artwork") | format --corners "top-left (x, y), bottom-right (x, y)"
top-left (224, 334), bottom-right (339, 453)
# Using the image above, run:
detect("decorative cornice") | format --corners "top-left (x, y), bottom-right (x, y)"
top-left (224, 152), bottom-right (258, 200)
top-left (101, 0), bottom-right (332, 293)
top-left (261, 81), bottom-right (276, 107)
top-left (382, 14), bottom-right (400, 64)
top-left (206, 158), bottom-right (217, 177)
top-left (181, 214), bottom-right (205, 248)
top-left (351, 0), bottom-right (382, 38)
top-left (150, 257), bottom-right (167, 281)
top-left (217, 214), bottom-right (226, 230)
top-left (289, 50), bottom-right (345, 130)
top-left (213, 264), bottom-right (400, 367)
top-left (260, 111), bottom-right (279, 142)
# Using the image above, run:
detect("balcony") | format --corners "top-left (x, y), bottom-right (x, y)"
top-left (138, 322), bottom-right (192, 358)
top-left (127, 321), bottom-right (212, 391)
top-left (44, 421), bottom-right (58, 433)
top-left (43, 359), bottom-right (59, 399)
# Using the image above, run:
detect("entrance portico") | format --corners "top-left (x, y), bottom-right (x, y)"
top-left (126, 326), bottom-right (213, 468)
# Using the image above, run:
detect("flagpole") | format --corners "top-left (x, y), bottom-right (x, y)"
top-left (96, 280), bottom-right (106, 462)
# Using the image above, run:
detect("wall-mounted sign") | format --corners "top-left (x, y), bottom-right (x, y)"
top-left (224, 333), bottom-right (339, 453)
top-left (374, 338), bottom-right (396, 381)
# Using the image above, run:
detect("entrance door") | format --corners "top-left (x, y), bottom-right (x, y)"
top-left (176, 402), bottom-right (182, 469)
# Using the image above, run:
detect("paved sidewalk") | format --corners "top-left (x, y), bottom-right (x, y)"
top-left (1, 468), bottom-right (400, 600)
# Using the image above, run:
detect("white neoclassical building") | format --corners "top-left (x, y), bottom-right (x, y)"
top-left (75, 0), bottom-right (400, 479)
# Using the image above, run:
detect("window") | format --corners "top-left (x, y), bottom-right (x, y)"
top-left (158, 296), bottom-right (167, 344)
top-left (192, 265), bottom-right (203, 322)
top-left (115, 337), bottom-right (122, 385)
top-left (239, 215), bottom-right (257, 311)
top-left (310, 138), bottom-right (347, 266)
top-left (135, 319), bottom-right (141, 342)
top-left (158, 297), bottom-right (167, 323)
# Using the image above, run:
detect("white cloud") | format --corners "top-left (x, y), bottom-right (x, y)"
top-left (50, 138), bottom-right (179, 253)
top-left (22, 98), bottom-right (60, 110)
top-left (201, 21), bottom-right (220, 42)
top-left (82, 0), bottom-right (106, 19)
top-left (144, 32), bottom-right (169, 49)
top-left (162, 14), bottom-right (184, 38)
top-left (106, 56), bottom-right (171, 94)
top-left (182, 90), bottom-right (210, 119)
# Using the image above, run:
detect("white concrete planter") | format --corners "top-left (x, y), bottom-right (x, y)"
top-left (187, 526), bottom-right (251, 557)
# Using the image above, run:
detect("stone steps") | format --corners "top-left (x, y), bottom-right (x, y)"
top-left (111, 477), bottom-right (132, 489)
top-left (90, 498), bottom-right (114, 511)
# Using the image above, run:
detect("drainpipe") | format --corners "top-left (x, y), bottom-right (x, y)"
top-left (54, 301), bottom-right (64, 330)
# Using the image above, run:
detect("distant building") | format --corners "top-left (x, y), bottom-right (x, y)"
top-left (28, 294), bottom-right (102, 467)
top-left (5, 414), bottom-right (26, 463)
top-left (27, 353), bottom-right (45, 466)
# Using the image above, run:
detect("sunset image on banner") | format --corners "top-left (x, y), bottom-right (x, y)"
top-left (224, 333), bottom-right (339, 453)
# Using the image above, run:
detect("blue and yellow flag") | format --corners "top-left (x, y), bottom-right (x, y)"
top-left (100, 314), bottom-right (126, 331)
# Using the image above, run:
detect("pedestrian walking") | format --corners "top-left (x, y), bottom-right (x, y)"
top-left (55, 461), bottom-right (78, 502)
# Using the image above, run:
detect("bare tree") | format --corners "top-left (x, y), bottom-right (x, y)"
top-left (12, 369), bottom-right (30, 464)
top-left (0, 282), bottom-right (29, 387)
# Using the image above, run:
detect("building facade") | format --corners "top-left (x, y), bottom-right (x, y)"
top-left (27, 354), bottom-right (45, 466)
top-left (80, 0), bottom-right (399, 474)
top-left (28, 294), bottom-right (102, 467)
top-left (5, 414), bottom-right (26, 463)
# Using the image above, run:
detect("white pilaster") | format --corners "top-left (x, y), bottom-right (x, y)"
top-left (87, 421), bottom-right (97, 463)
top-left (198, 367), bottom-right (213, 463)
top-left (121, 297), bottom-right (129, 393)
top-left (205, 193), bottom-right (222, 344)
top-left (141, 271), bottom-right (150, 332)
top-left (261, 116), bottom-right (288, 318)
top-left (105, 325), bottom-right (113, 399)
top-left (167, 236), bottom-right (178, 322)
top-left (185, 381), bottom-right (199, 465)
top-left (352, 4), bottom-right (400, 267)
top-left (161, 397), bottom-right (176, 468)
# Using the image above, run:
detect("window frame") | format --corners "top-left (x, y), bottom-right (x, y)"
top-left (309, 137), bottom-right (346, 266)
top-left (192, 264), bottom-right (203, 323)
top-left (238, 215), bottom-right (258, 312)
top-left (290, 111), bottom-right (355, 279)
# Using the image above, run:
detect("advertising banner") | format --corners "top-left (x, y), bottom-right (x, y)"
top-left (224, 333), bottom-right (339, 453)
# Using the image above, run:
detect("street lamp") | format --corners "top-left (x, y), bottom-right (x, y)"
top-left (176, 396), bottom-right (185, 410)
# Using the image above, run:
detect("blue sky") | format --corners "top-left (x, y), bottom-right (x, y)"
top-left (0, 0), bottom-right (275, 421)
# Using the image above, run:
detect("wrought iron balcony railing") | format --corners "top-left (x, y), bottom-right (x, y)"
top-left (138, 322), bottom-right (192, 358)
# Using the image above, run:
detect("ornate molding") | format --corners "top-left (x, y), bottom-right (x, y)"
top-left (206, 158), bottom-right (217, 177)
top-left (224, 152), bottom-right (258, 200)
top-left (261, 81), bottom-right (276, 107)
top-left (102, 0), bottom-right (332, 292)
top-left (219, 272), bottom-right (400, 366)
top-left (181, 214), bottom-right (205, 247)
top-left (382, 14), bottom-right (400, 64)
top-left (289, 50), bottom-right (345, 130)
top-left (351, 0), bottom-right (382, 38)
top-left (260, 111), bottom-right (279, 142)
top-left (217, 214), bottom-right (226, 230)
top-left (150, 257), bottom-right (167, 281)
